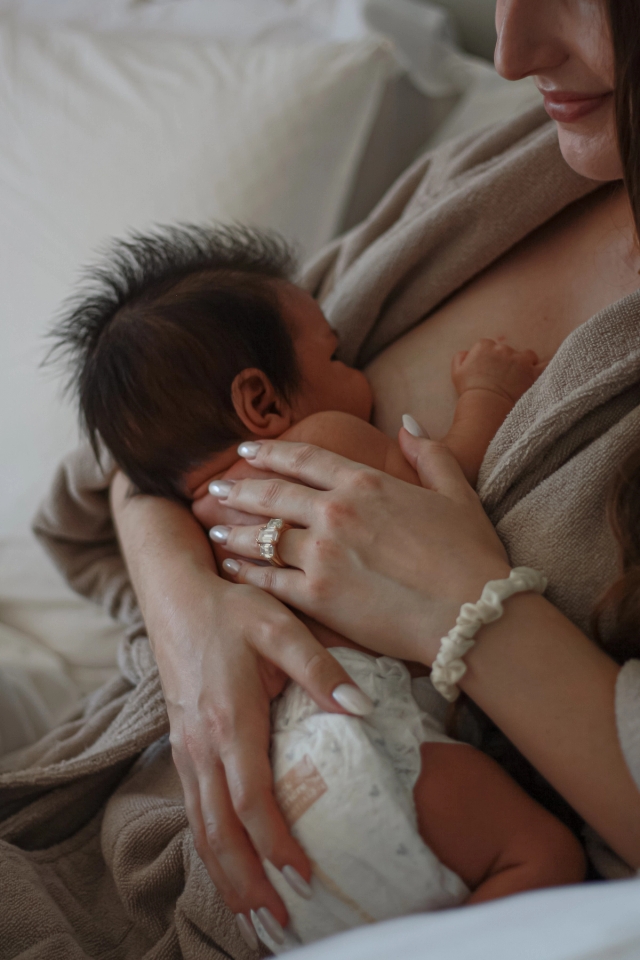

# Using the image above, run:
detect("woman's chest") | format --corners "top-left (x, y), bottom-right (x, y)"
top-left (366, 185), bottom-right (640, 439)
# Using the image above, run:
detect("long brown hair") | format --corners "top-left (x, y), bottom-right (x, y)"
top-left (593, 0), bottom-right (640, 663)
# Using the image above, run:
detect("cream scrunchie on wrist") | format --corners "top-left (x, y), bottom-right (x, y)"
top-left (430, 567), bottom-right (548, 702)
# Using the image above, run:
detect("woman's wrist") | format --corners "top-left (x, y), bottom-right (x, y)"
top-left (110, 471), bottom-right (224, 642)
top-left (411, 556), bottom-right (514, 667)
top-left (459, 590), bottom-right (573, 700)
top-left (429, 567), bottom-right (548, 701)
top-left (144, 556), bottom-right (229, 656)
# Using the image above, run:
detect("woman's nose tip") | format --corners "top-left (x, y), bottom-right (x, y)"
top-left (494, 0), bottom-right (564, 83)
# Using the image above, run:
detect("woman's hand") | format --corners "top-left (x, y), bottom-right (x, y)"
top-left (196, 432), bottom-right (511, 666)
top-left (110, 474), bottom-right (371, 943)
top-left (196, 441), bottom-right (640, 870)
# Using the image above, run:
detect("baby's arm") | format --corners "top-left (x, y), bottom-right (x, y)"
top-left (444, 339), bottom-right (542, 486)
top-left (413, 742), bottom-right (586, 904)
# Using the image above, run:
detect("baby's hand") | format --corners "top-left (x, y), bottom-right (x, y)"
top-left (451, 338), bottom-right (542, 404)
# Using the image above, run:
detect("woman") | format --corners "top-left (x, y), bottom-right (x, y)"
top-left (105, 0), bottom-right (640, 947)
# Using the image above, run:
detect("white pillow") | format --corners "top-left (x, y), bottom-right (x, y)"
top-left (0, 18), bottom-right (394, 537)
top-left (0, 0), bottom-right (367, 40)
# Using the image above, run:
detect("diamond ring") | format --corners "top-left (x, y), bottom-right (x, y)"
top-left (256, 518), bottom-right (292, 567)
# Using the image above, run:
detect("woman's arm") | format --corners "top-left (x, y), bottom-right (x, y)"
top-left (460, 590), bottom-right (640, 868)
top-left (202, 437), bottom-right (640, 869)
top-left (109, 471), bottom-right (367, 930)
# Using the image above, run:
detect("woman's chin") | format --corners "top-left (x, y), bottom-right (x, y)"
top-left (556, 122), bottom-right (624, 183)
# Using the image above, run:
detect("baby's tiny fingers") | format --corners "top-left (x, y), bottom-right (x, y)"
top-left (520, 348), bottom-right (540, 364)
top-left (454, 349), bottom-right (469, 361)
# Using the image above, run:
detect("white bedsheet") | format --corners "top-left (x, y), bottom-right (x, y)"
top-left (286, 877), bottom-right (640, 960)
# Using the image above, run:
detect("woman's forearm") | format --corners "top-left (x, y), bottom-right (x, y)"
top-left (460, 591), bottom-right (640, 868)
top-left (110, 471), bottom-right (220, 643)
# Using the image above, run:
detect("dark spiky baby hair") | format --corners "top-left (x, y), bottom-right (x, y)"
top-left (49, 223), bottom-right (300, 499)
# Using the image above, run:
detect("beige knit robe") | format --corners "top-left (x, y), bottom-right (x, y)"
top-left (0, 105), bottom-right (638, 958)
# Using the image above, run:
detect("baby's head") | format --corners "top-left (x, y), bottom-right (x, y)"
top-left (53, 224), bottom-right (372, 500)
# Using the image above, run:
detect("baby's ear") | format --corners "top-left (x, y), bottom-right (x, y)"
top-left (231, 367), bottom-right (293, 436)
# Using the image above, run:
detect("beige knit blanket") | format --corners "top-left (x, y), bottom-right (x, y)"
top-left (2, 105), bottom-right (639, 957)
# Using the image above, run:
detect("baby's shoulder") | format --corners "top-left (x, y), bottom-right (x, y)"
top-left (285, 410), bottom-right (372, 445)
top-left (285, 410), bottom-right (381, 459)
top-left (283, 411), bottom-right (398, 474)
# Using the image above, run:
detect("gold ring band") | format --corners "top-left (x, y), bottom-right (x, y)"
top-left (256, 518), bottom-right (292, 568)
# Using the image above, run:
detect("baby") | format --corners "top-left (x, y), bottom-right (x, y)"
top-left (55, 225), bottom-right (585, 952)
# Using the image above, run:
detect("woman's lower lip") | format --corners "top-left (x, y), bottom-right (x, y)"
top-left (543, 93), bottom-right (611, 124)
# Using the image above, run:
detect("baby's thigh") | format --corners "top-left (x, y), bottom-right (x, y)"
top-left (412, 742), bottom-right (499, 891)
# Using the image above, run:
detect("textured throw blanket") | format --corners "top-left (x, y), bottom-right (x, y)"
top-left (2, 105), bottom-right (639, 957)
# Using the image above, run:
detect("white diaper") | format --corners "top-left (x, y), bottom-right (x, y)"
top-left (260, 647), bottom-right (469, 953)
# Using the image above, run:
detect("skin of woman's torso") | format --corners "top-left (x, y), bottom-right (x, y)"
top-left (366, 183), bottom-right (640, 440)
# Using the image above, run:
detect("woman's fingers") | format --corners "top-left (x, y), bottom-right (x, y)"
top-left (178, 735), bottom-right (297, 931)
top-left (215, 475), bottom-right (320, 527)
top-left (398, 432), bottom-right (477, 503)
top-left (210, 523), bottom-right (305, 567)
top-left (230, 590), bottom-right (374, 716)
top-left (192, 490), bottom-right (268, 532)
top-left (236, 440), bottom-right (363, 491)
top-left (198, 762), bottom-right (290, 926)
top-left (221, 724), bottom-right (311, 892)
top-left (174, 756), bottom-right (247, 914)
top-left (222, 558), bottom-right (304, 608)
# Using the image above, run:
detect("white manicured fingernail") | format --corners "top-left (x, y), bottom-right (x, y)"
top-left (252, 908), bottom-right (285, 946)
top-left (209, 479), bottom-right (235, 498)
top-left (402, 414), bottom-right (426, 438)
top-left (332, 683), bottom-right (374, 716)
top-left (238, 441), bottom-right (262, 458)
top-left (209, 525), bottom-right (230, 544)
top-left (236, 913), bottom-right (259, 951)
top-left (282, 865), bottom-right (313, 899)
top-left (222, 558), bottom-right (241, 575)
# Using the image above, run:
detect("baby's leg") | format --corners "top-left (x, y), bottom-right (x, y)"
top-left (412, 742), bottom-right (586, 904)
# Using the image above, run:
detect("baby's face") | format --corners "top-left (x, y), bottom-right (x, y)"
top-left (279, 282), bottom-right (373, 424)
